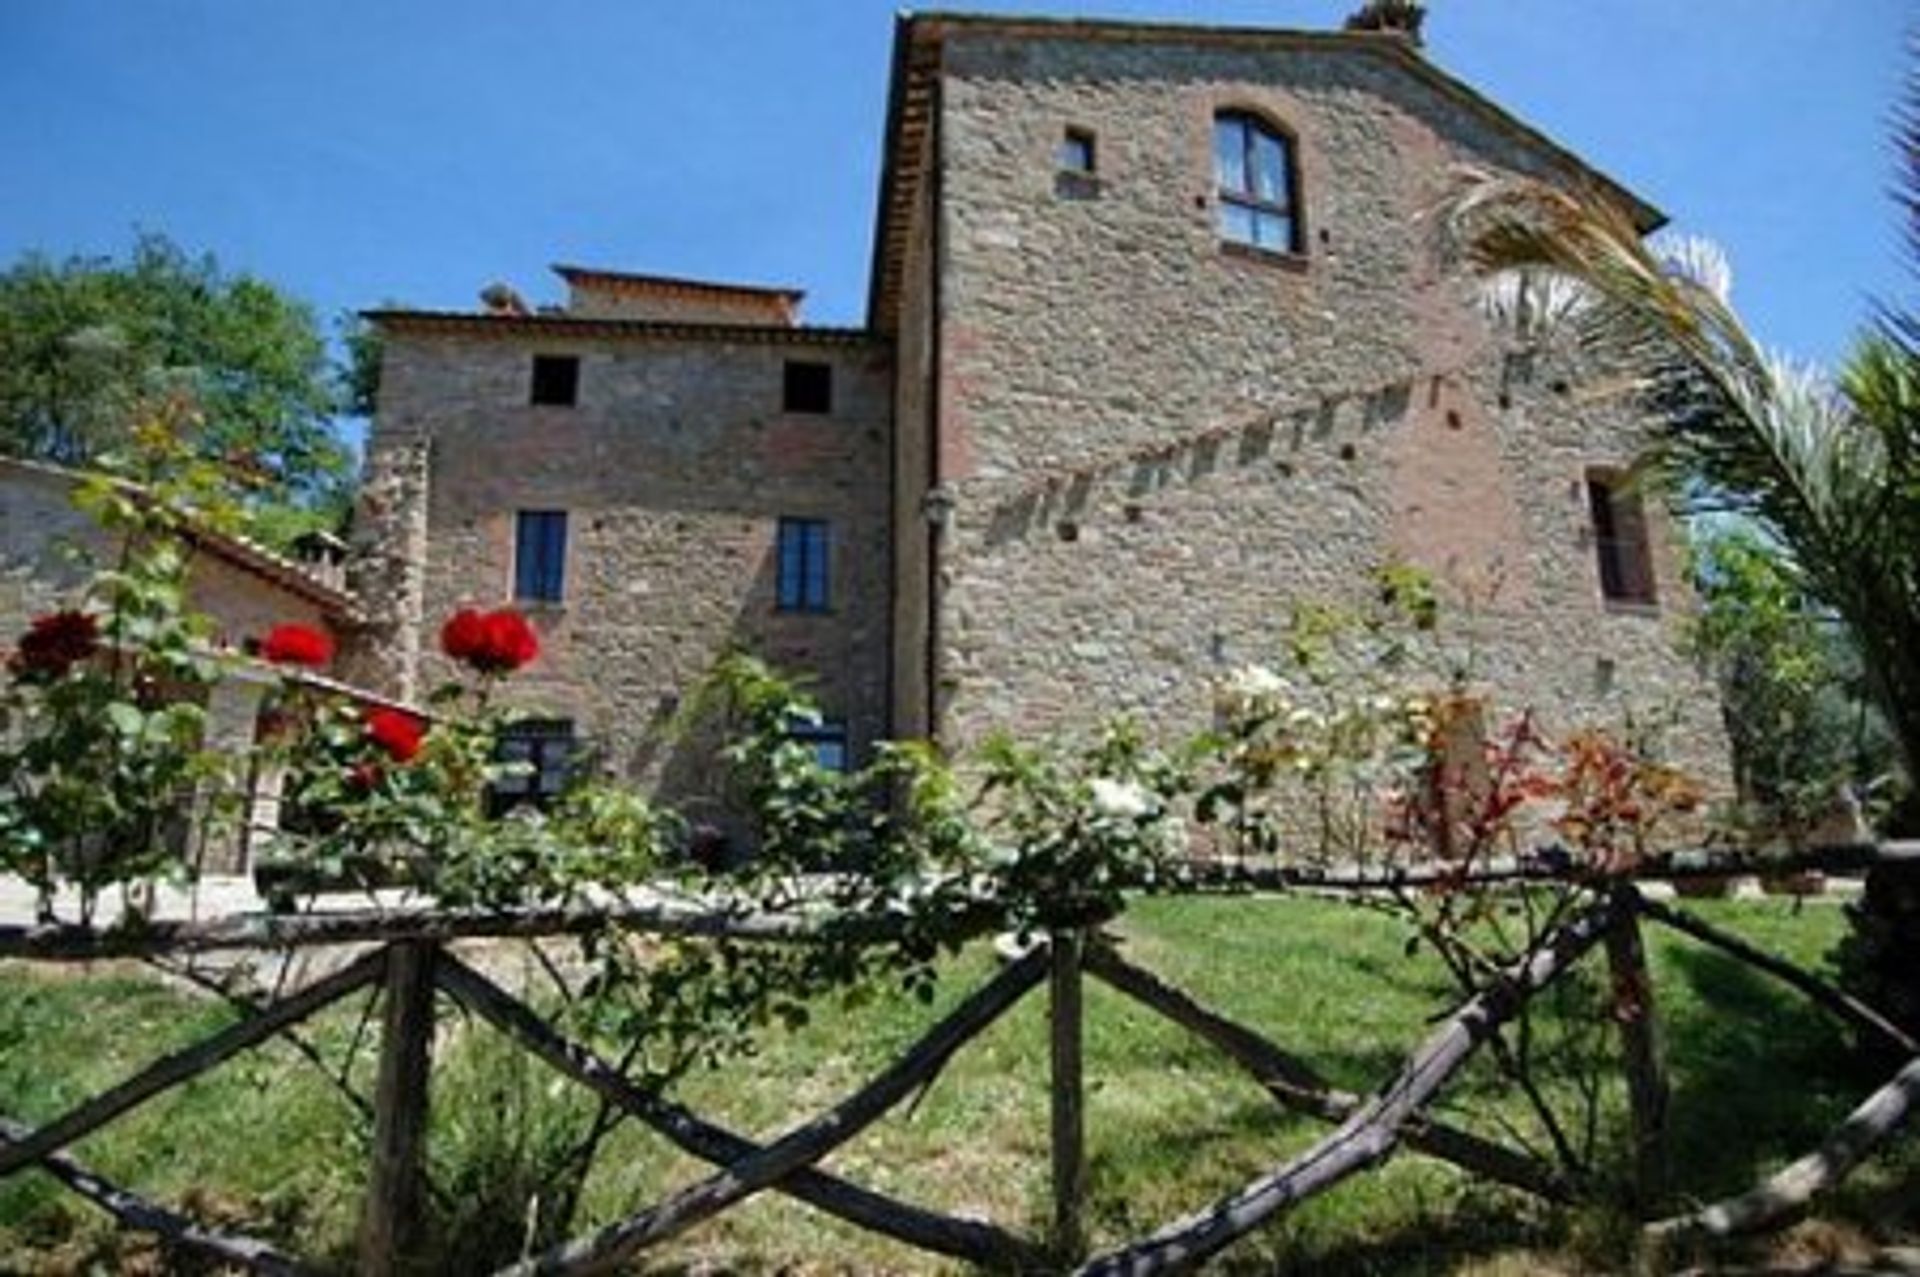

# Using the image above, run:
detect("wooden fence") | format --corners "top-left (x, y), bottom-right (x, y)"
top-left (1, 846), bottom-right (1917, 1274)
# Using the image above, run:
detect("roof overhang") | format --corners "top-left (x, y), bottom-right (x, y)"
top-left (0, 455), bottom-right (362, 623)
top-left (364, 309), bottom-right (878, 347)
top-left (551, 264), bottom-right (805, 307)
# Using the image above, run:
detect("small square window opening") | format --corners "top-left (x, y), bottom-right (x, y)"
top-left (783, 360), bottom-right (833, 414)
top-left (530, 355), bottom-right (579, 407)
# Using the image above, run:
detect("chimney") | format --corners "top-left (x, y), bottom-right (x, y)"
top-left (479, 282), bottom-right (530, 316)
top-left (1343, 0), bottom-right (1426, 47)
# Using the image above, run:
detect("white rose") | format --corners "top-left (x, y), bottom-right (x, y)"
top-left (1089, 777), bottom-right (1153, 819)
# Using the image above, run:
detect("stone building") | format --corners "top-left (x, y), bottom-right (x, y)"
top-left (353, 10), bottom-right (1728, 805)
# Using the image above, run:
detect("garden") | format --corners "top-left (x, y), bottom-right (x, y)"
top-left (3, 119), bottom-right (1920, 1273)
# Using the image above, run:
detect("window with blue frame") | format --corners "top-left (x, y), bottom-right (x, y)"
top-left (790, 718), bottom-right (849, 773)
top-left (515, 510), bottom-right (568, 604)
top-left (1213, 111), bottom-right (1301, 254)
top-left (776, 517), bottom-right (830, 612)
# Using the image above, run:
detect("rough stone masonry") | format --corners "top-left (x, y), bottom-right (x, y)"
top-left (350, 11), bottom-right (1730, 807)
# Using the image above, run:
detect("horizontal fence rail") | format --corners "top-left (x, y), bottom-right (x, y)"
top-left (6, 842), bottom-right (1913, 963)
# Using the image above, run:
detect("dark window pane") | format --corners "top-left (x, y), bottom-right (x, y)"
top-left (489, 719), bottom-right (575, 816)
top-left (1060, 129), bottom-right (1095, 174)
top-left (1587, 479), bottom-right (1619, 541)
top-left (777, 532), bottom-right (803, 608)
top-left (806, 523), bottom-right (829, 610)
top-left (1587, 476), bottom-right (1657, 605)
top-left (530, 355), bottom-right (579, 407)
top-left (515, 510), bottom-right (567, 603)
top-left (783, 361), bottom-right (833, 414)
top-left (790, 719), bottom-right (849, 773)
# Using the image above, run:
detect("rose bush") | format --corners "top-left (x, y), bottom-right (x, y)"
top-left (0, 406), bottom-right (236, 923)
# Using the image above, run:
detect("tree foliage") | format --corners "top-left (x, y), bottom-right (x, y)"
top-left (0, 232), bottom-right (352, 543)
top-left (335, 308), bottom-right (385, 421)
top-left (1689, 523), bottom-right (1895, 836)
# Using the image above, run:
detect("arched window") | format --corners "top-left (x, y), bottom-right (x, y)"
top-left (1213, 111), bottom-right (1300, 254)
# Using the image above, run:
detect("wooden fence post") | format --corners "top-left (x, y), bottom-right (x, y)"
top-left (1605, 888), bottom-right (1668, 1213)
top-left (1050, 929), bottom-right (1087, 1263)
top-left (359, 941), bottom-right (436, 1275)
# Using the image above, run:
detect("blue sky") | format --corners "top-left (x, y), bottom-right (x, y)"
top-left (1, 1), bottom-right (1909, 383)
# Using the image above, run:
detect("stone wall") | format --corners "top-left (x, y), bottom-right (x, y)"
top-left (924, 31), bottom-right (1730, 785)
top-left (564, 280), bottom-right (797, 326)
top-left (342, 438), bottom-right (431, 701)
top-left (363, 325), bottom-right (895, 794)
top-left (890, 157), bottom-right (939, 741)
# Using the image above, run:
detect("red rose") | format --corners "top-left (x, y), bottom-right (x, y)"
top-left (260, 622), bottom-right (334, 668)
top-left (479, 609), bottom-right (539, 673)
top-left (440, 608), bottom-right (489, 665)
top-left (365, 707), bottom-right (427, 763)
top-left (8, 610), bottom-right (100, 681)
top-left (439, 607), bottom-right (539, 675)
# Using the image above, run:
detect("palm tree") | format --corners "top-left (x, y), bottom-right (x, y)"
top-left (1445, 85), bottom-right (1920, 811)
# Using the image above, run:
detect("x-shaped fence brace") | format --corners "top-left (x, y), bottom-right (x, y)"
top-left (2, 862), bottom-right (1918, 1275)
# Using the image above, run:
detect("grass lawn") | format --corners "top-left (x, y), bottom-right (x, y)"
top-left (2, 894), bottom-right (1916, 1273)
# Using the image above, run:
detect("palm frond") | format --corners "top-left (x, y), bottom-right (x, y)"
top-left (1649, 232), bottom-right (1733, 306)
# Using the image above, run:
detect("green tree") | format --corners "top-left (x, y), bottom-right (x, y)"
top-left (1689, 523), bottom-right (1895, 837)
top-left (335, 309), bottom-right (385, 421)
top-left (0, 232), bottom-right (352, 544)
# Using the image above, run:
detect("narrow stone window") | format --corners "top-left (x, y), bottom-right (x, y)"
top-left (489, 718), bottom-right (575, 815)
top-left (776, 516), bottom-right (830, 612)
top-left (783, 360), bottom-right (833, 414)
top-left (529, 354), bottom-right (579, 407)
top-left (514, 509), bottom-right (568, 604)
top-left (1586, 473), bottom-right (1657, 607)
top-left (1059, 127), bottom-right (1096, 175)
top-left (789, 717), bottom-right (849, 773)
top-left (1213, 111), bottom-right (1301, 254)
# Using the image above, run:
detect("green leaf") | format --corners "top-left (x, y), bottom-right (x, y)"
top-left (104, 701), bottom-right (144, 740)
